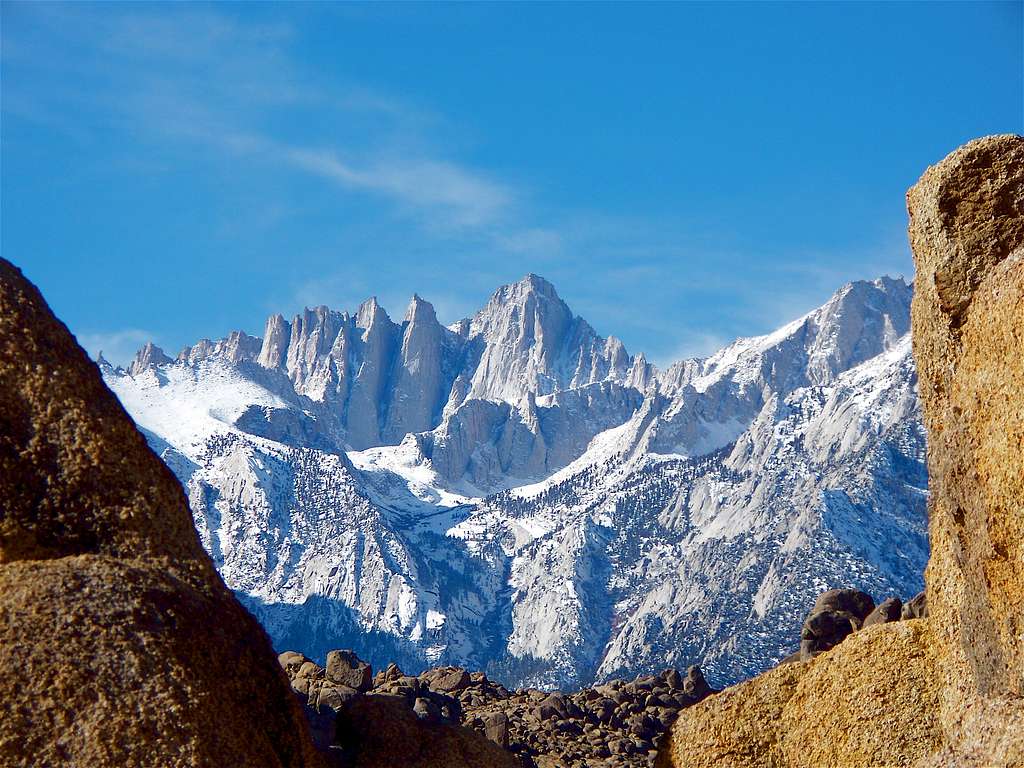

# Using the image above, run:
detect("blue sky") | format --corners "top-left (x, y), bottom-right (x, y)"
top-left (2, 2), bottom-right (1021, 367)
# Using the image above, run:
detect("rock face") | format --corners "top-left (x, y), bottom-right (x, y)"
top-left (656, 135), bottom-right (1024, 767)
top-left (0, 259), bottom-right (324, 766)
top-left (907, 133), bottom-right (1024, 764)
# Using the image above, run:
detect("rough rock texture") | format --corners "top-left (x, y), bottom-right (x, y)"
top-left (657, 135), bottom-right (1024, 767)
top-left (0, 259), bottom-right (324, 766)
top-left (907, 133), bottom-right (1024, 765)
top-left (662, 622), bottom-right (942, 767)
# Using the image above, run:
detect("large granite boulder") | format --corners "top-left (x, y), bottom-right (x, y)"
top-left (0, 259), bottom-right (324, 767)
top-left (656, 135), bottom-right (1024, 767)
top-left (907, 132), bottom-right (1024, 764)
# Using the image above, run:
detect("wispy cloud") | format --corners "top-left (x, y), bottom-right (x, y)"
top-left (283, 147), bottom-right (514, 229)
top-left (3, 4), bottom-right (525, 237)
top-left (76, 328), bottom-right (157, 367)
top-left (3, 3), bottom-right (914, 371)
top-left (652, 331), bottom-right (732, 368)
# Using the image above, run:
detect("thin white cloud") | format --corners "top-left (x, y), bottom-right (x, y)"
top-left (651, 331), bottom-right (732, 368)
top-left (76, 328), bottom-right (157, 368)
top-left (4, 4), bottom-right (526, 238)
top-left (284, 147), bottom-right (513, 229)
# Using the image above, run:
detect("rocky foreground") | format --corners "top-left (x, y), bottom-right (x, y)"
top-left (278, 584), bottom-right (929, 767)
top-left (280, 652), bottom-right (711, 767)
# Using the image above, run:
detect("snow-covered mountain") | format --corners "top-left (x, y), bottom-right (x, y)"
top-left (101, 273), bottom-right (927, 689)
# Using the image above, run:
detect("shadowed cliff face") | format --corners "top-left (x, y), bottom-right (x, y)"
top-left (656, 135), bottom-right (1024, 768)
top-left (0, 258), bottom-right (324, 767)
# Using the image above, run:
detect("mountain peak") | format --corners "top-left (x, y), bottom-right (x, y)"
top-left (404, 294), bottom-right (438, 325)
top-left (521, 272), bottom-right (557, 294)
top-left (128, 341), bottom-right (172, 376)
top-left (356, 296), bottom-right (390, 328)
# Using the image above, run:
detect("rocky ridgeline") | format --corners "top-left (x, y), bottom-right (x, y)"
top-left (280, 650), bottom-right (715, 767)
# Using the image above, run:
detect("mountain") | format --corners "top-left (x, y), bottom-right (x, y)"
top-left (100, 273), bottom-right (927, 690)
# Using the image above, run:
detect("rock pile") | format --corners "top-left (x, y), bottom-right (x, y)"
top-left (656, 134), bottom-right (1024, 767)
top-left (779, 587), bottom-right (927, 662)
top-left (462, 665), bottom-right (715, 767)
top-left (280, 651), bottom-right (715, 767)
top-left (279, 652), bottom-right (517, 768)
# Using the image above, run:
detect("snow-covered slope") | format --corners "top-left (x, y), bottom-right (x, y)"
top-left (102, 273), bottom-right (927, 689)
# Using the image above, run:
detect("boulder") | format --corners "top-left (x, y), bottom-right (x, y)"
top-left (413, 696), bottom-right (441, 722)
top-left (656, 135), bottom-right (1024, 768)
top-left (315, 684), bottom-right (361, 712)
top-left (536, 692), bottom-right (570, 721)
top-left (422, 666), bottom-right (471, 693)
top-left (661, 668), bottom-right (682, 690)
top-left (900, 591), bottom-right (927, 620)
top-left (280, 651), bottom-right (312, 676)
top-left (680, 666), bottom-right (714, 703)
top-left (862, 597), bottom-right (903, 628)
top-left (325, 649), bottom-right (372, 692)
top-left (0, 258), bottom-right (323, 767)
top-left (373, 662), bottom-right (404, 687)
top-left (799, 608), bottom-right (859, 660)
top-left (481, 710), bottom-right (510, 747)
top-left (810, 589), bottom-right (876, 625)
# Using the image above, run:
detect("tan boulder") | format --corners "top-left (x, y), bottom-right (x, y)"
top-left (0, 258), bottom-right (324, 767)
top-left (908, 133), bottom-right (1024, 765)
top-left (657, 135), bottom-right (1024, 767)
